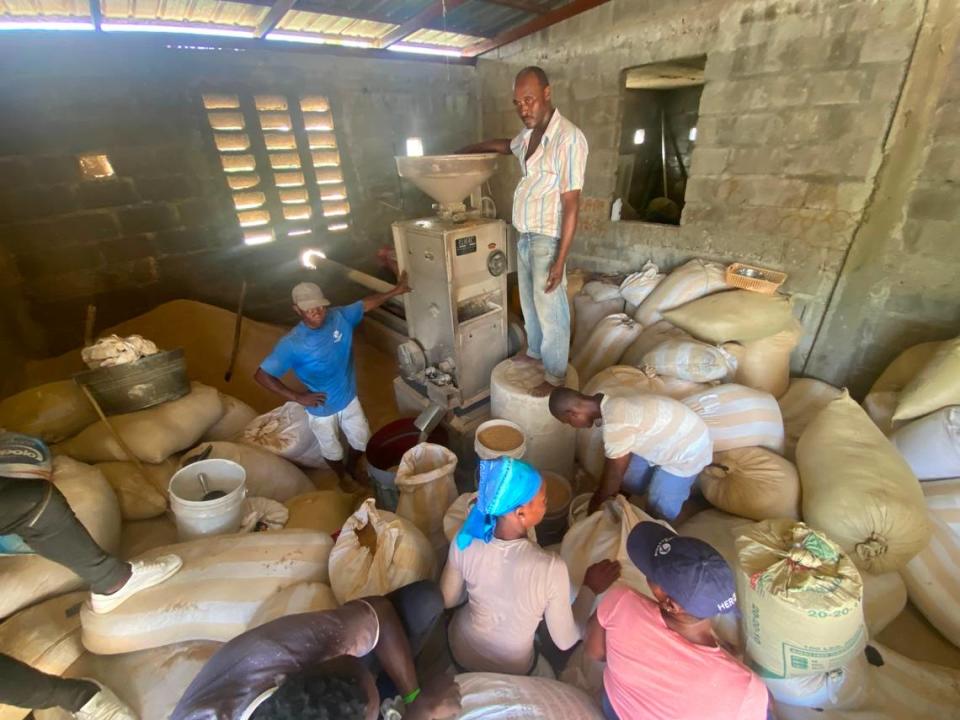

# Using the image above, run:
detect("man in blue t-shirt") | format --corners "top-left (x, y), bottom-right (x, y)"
top-left (254, 274), bottom-right (411, 481)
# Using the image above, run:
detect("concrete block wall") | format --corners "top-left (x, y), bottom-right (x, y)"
top-left (476, 0), bottom-right (956, 389)
top-left (0, 36), bottom-right (477, 364)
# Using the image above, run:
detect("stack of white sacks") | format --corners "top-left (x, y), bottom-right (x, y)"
top-left (567, 257), bottom-right (960, 718)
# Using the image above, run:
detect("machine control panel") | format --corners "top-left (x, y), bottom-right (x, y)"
top-left (455, 236), bottom-right (477, 256)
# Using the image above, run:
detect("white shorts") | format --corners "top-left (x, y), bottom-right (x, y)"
top-left (306, 397), bottom-right (371, 462)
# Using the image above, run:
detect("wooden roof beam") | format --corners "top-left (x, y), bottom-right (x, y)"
top-left (481, 0), bottom-right (548, 15)
top-left (464, 0), bottom-right (611, 57)
top-left (254, 0), bottom-right (298, 38)
top-left (377, 0), bottom-right (470, 49)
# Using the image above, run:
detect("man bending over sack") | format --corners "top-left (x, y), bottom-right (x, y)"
top-left (255, 276), bottom-right (411, 482)
top-left (170, 580), bottom-right (459, 720)
top-left (441, 457), bottom-right (620, 676)
top-left (586, 522), bottom-right (769, 720)
top-left (549, 388), bottom-right (712, 522)
top-left (0, 432), bottom-right (182, 720)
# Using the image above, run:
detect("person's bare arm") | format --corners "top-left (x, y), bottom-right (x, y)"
top-left (589, 453), bottom-right (632, 514)
top-left (456, 139), bottom-right (512, 155)
top-left (362, 271), bottom-right (411, 313)
top-left (545, 189), bottom-right (581, 293)
top-left (584, 612), bottom-right (607, 661)
top-left (254, 367), bottom-right (326, 409)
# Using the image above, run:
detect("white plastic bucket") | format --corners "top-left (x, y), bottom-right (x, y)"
top-left (474, 419), bottom-right (527, 460)
top-left (168, 459), bottom-right (247, 541)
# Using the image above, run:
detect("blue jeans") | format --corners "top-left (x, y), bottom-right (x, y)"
top-left (622, 455), bottom-right (697, 521)
top-left (517, 232), bottom-right (571, 385)
top-left (601, 687), bottom-right (620, 720)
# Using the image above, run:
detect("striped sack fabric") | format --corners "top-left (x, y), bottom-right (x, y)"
top-left (633, 258), bottom-right (728, 326)
top-left (682, 383), bottom-right (785, 454)
top-left (641, 338), bottom-right (738, 383)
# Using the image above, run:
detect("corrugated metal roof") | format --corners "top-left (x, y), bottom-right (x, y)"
top-left (100, 0), bottom-right (268, 28)
top-left (1, 0), bottom-right (90, 18)
top-left (276, 10), bottom-right (397, 40)
top-left (405, 27), bottom-right (484, 49)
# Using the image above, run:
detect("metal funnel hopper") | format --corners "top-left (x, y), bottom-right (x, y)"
top-left (396, 154), bottom-right (500, 212)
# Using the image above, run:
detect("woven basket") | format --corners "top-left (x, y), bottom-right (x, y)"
top-left (725, 263), bottom-right (787, 295)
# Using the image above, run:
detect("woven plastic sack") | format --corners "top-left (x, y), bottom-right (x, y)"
top-left (797, 392), bottom-right (930, 574)
top-left (119, 516), bottom-right (178, 561)
top-left (583, 280), bottom-right (622, 302)
top-left (202, 393), bottom-right (258, 441)
top-left (861, 570), bottom-right (907, 636)
top-left (0, 592), bottom-right (87, 720)
top-left (248, 581), bottom-right (338, 629)
top-left (80, 529), bottom-right (333, 654)
top-left (328, 498), bottom-right (436, 604)
top-left (736, 519), bottom-right (866, 678)
top-left (621, 319), bottom-right (690, 367)
top-left (456, 673), bottom-right (604, 720)
top-left (180, 442), bottom-right (314, 502)
top-left (1, 456), bottom-right (121, 621)
top-left (96, 461), bottom-right (168, 520)
top-left (871, 341), bottom-right (943, 394)
top-left (778, 378), bottom-right (843, 460)
top-left (56, 382), bottom-right (224, 464)
top-left (863, 390), bottom-right (900, 436)
top-left (395, 442), bottom-right (458, 563)
top-left (733, 320), bottom-right (802, 398)
top-left (890, 406), bottom-right (960, 480)
top-left (699, 447), bottom-right (800, 521)
top-left (241, 401), bottom-right (328, 468)
top-left (0, 381), bottom-right (97, 443)
top-left (619, 261), bottom-right (664, 307)
top-left (239, 496), bottom-right (289, 532)
top-left (894, 336), bottom-right (960, 422)
top-left (285, 490), bottom-right (358, 535)
top-left (107, 458), bottom-right (179, 496)
top-left (572, 313), bottom-right (643, 385)
top-left (571, 291), bottom-right (625, 354)
top-left (682, 384), bottom-right (785, 454)
top-left (664, 290), bottom-right (794, 344)
top-left (763, 655), bottom-right (868, 711)
top-left (634, 258), bottom-right (728, 326)
top-left (642, 338), bottom-right (738, 383)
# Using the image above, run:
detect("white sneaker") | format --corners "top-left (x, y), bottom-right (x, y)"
top-left (89, 554), bottom-right (183, 614)
top-left (73, 681), bottom-right (137, 720)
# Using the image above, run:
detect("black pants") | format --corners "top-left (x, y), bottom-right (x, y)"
top-left (0, 478), bottom-right (128, 712)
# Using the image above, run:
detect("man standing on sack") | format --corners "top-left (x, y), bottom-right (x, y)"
top-left (458, 66), bottom-right (588, 396)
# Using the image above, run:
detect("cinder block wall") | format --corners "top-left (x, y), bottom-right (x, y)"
top-left (0, 36), bottom-right (477, 368)
top-left (477, 0), bottom-right (960, 394)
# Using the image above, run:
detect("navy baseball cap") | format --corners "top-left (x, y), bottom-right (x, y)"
top-left (0, 432), bottom-right (52, 480)
top-left (627, 522), bottom-right (738, 619)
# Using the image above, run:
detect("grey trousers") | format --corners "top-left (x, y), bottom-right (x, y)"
top-left (0, 654), bottom-right (98, 712)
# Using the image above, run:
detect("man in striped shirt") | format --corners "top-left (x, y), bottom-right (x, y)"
top-left (549, 387), bottom-right (713, 522)
top-left (459, 66), bottom-right (588, 396)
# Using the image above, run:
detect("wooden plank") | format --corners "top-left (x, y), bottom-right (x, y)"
top-left (254, 0), bottom-right (298, 38)
top-left (481, 0), bottom-right (548, 15)
top-left (463, 0), bottom-right (610, 57)
top-left (377, 0), bottom-right (470, 49)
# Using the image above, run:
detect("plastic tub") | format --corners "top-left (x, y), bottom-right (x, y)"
top-left (366, 419), bottom-right (448, 512)
top-left (74, 348), bottom-right (189, 415)
top-left (474, 419), bottom-right (527, 460)
top-left (536, 471), bottom-right (572, 546)
top-left (168, 459), bottom-right (246, 541)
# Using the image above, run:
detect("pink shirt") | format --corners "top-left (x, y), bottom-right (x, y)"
top-left (598, 587), bottom-right (768, 720)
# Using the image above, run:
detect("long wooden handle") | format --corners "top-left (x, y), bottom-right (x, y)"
top-left (78, 383), bottom-right (147, 474)
top-left (225, 280), bottom-right (247, 383)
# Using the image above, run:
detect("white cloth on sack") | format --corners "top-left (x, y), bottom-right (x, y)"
top-left (82, 335), bottom-right (159, 369)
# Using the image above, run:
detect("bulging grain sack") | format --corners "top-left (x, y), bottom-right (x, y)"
top-left (871, 341), bottom-right (943, 394)
top-left (763, 655), bottom-right (868, 711)
top-left (797, 392), bottom-right (931, 574)
top-left (733, 320), bottom-right (802, 398)
top-left (736, 519), bottom-right (866, 678)
top-left (778, 378), bottom-right (843, 460)
top-left (119, 516), bottom-right (179, 561)
top-left (0, 592), bottom-right (87, 720)
top-left (202, 393), bottom-right (258, 441)
top-left (890, 406), bottom-right (960, 480)
top-left (619, 261), bottom-right (663, 307)
top-left (239, 496), bottom-right (288, 532)
top-left (572, 286), bottom-right (625, 354)
top-left (861, 570), bottom-right (907, 636)
top-left (285, 490), bottom-right (358, 535)
top-left (682, 384), bottom-right (785, 454)
top-left (248, 581), bottom-right (338, 629)
top-left (620, 320), bottom-right (690, 367)
top-left (863, 390), bottom-right (899, 435)
top-left (241, 402), bottom-right (328, 468)
top-left (121, 458), bottom-right (180, 496)
top-left (1, 456), bottom-right (121, 621)
top-left (699, 447), bottom-right (800, 521)
top-left (634, 258), bottom-right (728, 326)
top-left (96, 461), bottom-right (168, 520)
top-left (664, 290), bottom-right (794, 344)
top-left (894, 336), bottom-right (960, 422)
top-left (56, 382), bottom-right (224, 464)
top-left (456, 673), bottom-right (604, 720)
top-left (642, 338), bottom-right (738, 383)
top-left (394, 442), bottom-right (458, 563)
top-left (80, 529), bottom-right (333, 654)
top-left (571, 313), bottom-right (643, 384)
top-left (329, 498), bottom-right (436, 604)
top-left (180, 442), bottom-right (314, 502)
top-left (901, 478), bottom-right (960, 648)
top-left (0, 381), bottom-right (97, 443)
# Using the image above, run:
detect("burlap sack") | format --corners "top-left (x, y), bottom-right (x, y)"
top-left (328, 499), bottom-right (436, 604)
top-left (56, 382), bottom-right (224, 463)
top-left (890, 406), bottom-right (960, 480)
top-left (777, 377), bottom-right (844, 460)
top-left (96, 461), bottom-right (168, 520)
top-left (699, 447), bottom-right (800, 521)
top-left (664, 290), bottom-right (794, 344)
top-left (894, 336), bottom-right (960, 422)
top-left (736, 519), bottom-right (866, 678)
top-left (285, 490), bottom-right (358, 535)
top-left (180, 441), bottom-right (314, 502)
top-left (863, 390), bottom-right (900, 435)
top-left (642, 338), bottom-right (738, 383)
top-left (682, 384), bottom-right (785, 454)
top-left (797, 392), bottom-right (931, 574)
top-left (248, 581), bottom-right (338, 629)
top-left (861, 570), bottom-right (907, 636)
top-left (732, 320), bottom-right (802, 398)
top-left (634, 258), bottom-right (728, 326)
top-left (455, 673), bottom-right (604, 720)
top-left (572, 313), bottom-right (643, 385)
top-left (202, 393), bottom-right (258, 441)
top-left (80, 529), bottom-right (333, 654)
top-left (241, 402), bottom-right (328, 467)
top-left (871, 341), bottom-right (943, 394)
top-left (0, 381), bottom-right (96, 443)
top-left (571, 291), bottom-right (626, 355)
top-left (621, 319), bottom-right (691, 367)
top-left (119, 515), bottom-right (179, 561)
top-left (0, 457), bottom-right (121, 621)
top-left (619, 262), bottom-right (663, 308)
top-left (395, 443), bottom-right (458, 564)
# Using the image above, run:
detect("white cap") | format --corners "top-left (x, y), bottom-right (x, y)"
top-left (292, 282), bottom-right (330, 311)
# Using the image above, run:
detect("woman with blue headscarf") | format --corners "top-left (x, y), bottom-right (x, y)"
top-left (440, 457), bottom-right (620, 677)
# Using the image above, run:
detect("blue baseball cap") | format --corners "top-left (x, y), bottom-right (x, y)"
top-left (627, 521), bottom-right (738, 619)
top-left (0, 432), bottom-right (52, 480)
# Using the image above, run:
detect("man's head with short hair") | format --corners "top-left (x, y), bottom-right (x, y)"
top-left (250, 657), bottom-right (378, 720)
top-left (513, 66), bottom-right (553, 130)
top-left (548, 387), bottom-right (602, 429)
top-left (292, 282), bottom-right (330, 330)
